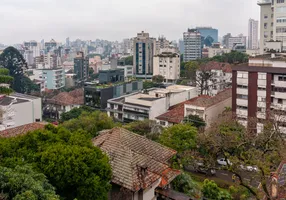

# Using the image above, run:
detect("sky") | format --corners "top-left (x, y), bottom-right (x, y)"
top-left (0, 0), bottom-right (260, 45)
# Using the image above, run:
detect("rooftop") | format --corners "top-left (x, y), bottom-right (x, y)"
top-left (92, 128), bottom-right (179, 192)
top-left (46, 88), bottom-right (84, 106)
top-left (0, 122), bottom-right (46, 138)
top-left (199, 61), bottom-right (232, 73)
top-left (249, 53), bottom-right (286, 61)
top-left (156, 89), bottom-right (232, 124)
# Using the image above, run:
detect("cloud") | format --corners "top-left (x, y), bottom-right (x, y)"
top-left (0, 0), bottom-right (260, 44)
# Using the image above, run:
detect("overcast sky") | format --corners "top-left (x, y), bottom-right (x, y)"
top-left (0, 0), bottom-right (260, 45)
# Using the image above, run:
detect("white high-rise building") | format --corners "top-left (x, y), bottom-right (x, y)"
top-left (183, 29), bottom-right (202, 62)
top-left (258, 0), bottom-right (286, 53)
top-left (248, 19), bottom-right (259, 49)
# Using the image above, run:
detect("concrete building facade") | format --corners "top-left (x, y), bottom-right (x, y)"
top-left (183, 29), bottom-right (202, 62)
top-left (133, 31), bottom-right (156, 79)
top-left (74, 51), bottom-right (89, 81)
top-left (248, 18), bottom-right (259, 49)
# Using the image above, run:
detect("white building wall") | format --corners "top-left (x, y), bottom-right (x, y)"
top-left (142, 179), bottom-right (161, 200)
top-left (12, 102), bottom-right (34, 127)
top-left (149, 98), bottom-right (167, 120)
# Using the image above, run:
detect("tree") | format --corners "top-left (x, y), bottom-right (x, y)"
top-left (159, 124), bottom-right (197, 153)
top-left (123, 119), bottom-right (162, 141)
top-left (211, 51), bottom-right (249, 64)
top-left (183, 115), bottom-right (206, 129)
top-left (60, 106), bottom-right (94, 122)
top-left (182, 61), bottom-right (199, 84)
top-left (171, 172), bottom-right (201, 198)
top-left (0, 68), bottom-right (13, 95)
top-left (152, 75), bottom-right (164, 83)
top-left (202, 179), bottom-right (232, 200)
top-left (196, 69), bottom-right (216, 95)
top-left (143, 81), bottom-right (156, 89)
top-left (0, 47), bottom-right (39, 94)
top-left (0, 125), bottom-right (112, 200)
top-left (197, 112), bottom-right (285, 200)
top-left (0, 165), bottom-right (59, 200)
top-left (61, 111), bottom-right (116, 137)
top-left (124, 56), bottom-right (133, 65)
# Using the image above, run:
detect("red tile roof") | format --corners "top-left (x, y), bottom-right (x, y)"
top-left (156, 89), bottom-right (232, 124)
top-left (92, 128), bottom-right (179, 192)
top-left (0, 122), bottom-right (46, 138)
top-left (200, 61), bottom-right (232, 73)
top-left (46, 88), bottom-right (84, 106)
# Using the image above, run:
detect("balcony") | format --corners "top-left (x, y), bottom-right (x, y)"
top-left (257, 0), bottom-right (271, 5)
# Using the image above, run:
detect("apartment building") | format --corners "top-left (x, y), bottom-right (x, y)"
top-left (248, 19), bottom-right (259, 49)
top-left (107, 85), bottom-right (197, 122)
top-left (39, 68), bottom-right (65, 90)
top-left (183, 29), bottom-right (202, 62)
top-left (74, 51), bottom-right (89, 81)
top-left (84, 80), bottom-right (143, 110)
top-left (133, 31), bottom-right (156, 79)
top-left (228, 34), bottom-right (247, 49)
top-left (208, 43), bottom-right (231, 58)
top-left (232, 53), bottom-right (286, 133)
top-left (197, 62), bottom-right (232, 96)
top-left (155, 36), bottom-right (170, 55)
top-left (156, 89), bottom-right (232, 128)
top-left (153, 51), bottom-right (180, 83)
top-left (117, 65), bottom-right (134, 80)
top-left (0, 93), bottom-right (42, 131)
top-left (258, 0), bottom-right (286, 53)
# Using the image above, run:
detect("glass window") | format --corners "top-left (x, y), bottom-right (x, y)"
top-left (277, 0), bottom-right (285, 3)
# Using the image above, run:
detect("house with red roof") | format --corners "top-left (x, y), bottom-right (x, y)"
top-left (156, 89), bottom-right (232, 128)
top-left (196, 61), bottom-right (232, 96)
top-left (93, 127), bottom-right (191, 200)
top-left (43, 88), bottom-right (84, 120)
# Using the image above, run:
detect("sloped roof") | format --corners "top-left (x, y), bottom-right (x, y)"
top-left (92, 128), bottom-right (179, 192)
top-left (200, 61), bottom-right (232, 73)
top-left (156, 89), bottom-right (232, 124)
top-left (0, 122), bottom-right (46, 138)
top-left (46, 88), bottom-right (84, 106)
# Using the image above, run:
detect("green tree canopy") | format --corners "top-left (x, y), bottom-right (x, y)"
top-left (0, 125), bottom-right (112, 200)
top-left (123, 119), bottom-right (162, 141)
top-left (0, 68), bottom-right (13, 95)
top-left (159, 124), bottom-right (197, 153)
top-left (0, 47), bottom-right (39, 94)
top-left (60, 106), bottom-right (94, 122)
top-left (202, 179), bottom-right (232, 200)
top-left (0, 165), bottom-right (59, 200)
top-left (123, 56), bottom-right (133, 65)
top-left (61, 111), bottom-right (116, 137)
top-left (183, 115), bottom-right (206, 129)
top-left (152, 75), bottom-right (164, 83)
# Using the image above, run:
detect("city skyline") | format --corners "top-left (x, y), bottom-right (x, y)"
top-left (1, 0), bottom-right (259, 45)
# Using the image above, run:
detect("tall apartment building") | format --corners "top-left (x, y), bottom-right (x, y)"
top-left (39, 69), bottom-right (65, 90)
top-left (248, 19), bottom-right (259, 49)
top-left (258, 0), bottom-right (286, 53)
top-left (155, 36), bottom-right (170, 55)
top-left (222, 33), bottom-right (232, 48)
top-left (133, 31), bottom-right (156, 79)
top-left (228, 34), bottom-right (247, 49)
top-left (183, 29), bottom-right (202, 62)
top-left (24, 41), bottom-right (41, 58)
top-left (232, 53), bottom-right (286, 133)
top-left (74, 51), bottom-right (89, 81)
top-left (153, 50), bottom-right (180, 83)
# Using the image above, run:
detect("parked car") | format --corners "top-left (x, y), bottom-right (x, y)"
top-left (217, 158), bottom-right (232, 166)
top-left (240, 165), bottom-right (259, 172)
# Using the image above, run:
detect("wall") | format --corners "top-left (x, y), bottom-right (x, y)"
top-left (169, 88), bottom-right (197, 107)
top-left (205, 97), bottom-right (232, 128)
top-left (142, 178), bottom-right (161, 200)
top-left (149, 98), bottom-right (167, 120)
top-left (12, 102), bottom-right (34, 127)
top-left (32, 98), bottom-right (42, 122)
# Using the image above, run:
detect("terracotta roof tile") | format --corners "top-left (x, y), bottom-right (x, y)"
top-left (92, 128), bottom-right (179, 192)
top-left (200, 61), bottom-right (232, 73)
top-left (46, 88), bottom-right (84, 106)
top-left (156, 89), bottom-right (232, 124)
top-left (0, 122), bottom-right (46, 138)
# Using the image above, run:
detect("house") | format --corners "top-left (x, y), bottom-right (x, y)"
top-left (107, 85), bottom-right (197, 122)
top-left (0, 93), bottom-right (42, 131)
top-left (92, 127), bottom-right (181, 200)
top-left (196, 61), bottom-right (232, 96)
top-left (43, 88), bottom-right (84, 120)
top-left (0, 122), bottom-right (46, 138)
top-left (156, 89), bottom-right (232, 128)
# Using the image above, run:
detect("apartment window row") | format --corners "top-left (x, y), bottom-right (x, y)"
top-left (277, 0), bottom-right (285, 3)
top-left (237, 94), bottom-right (248, 99)
top-left (276, 27), bottom-right (286, 33)
top-left (258, 87), bottom-right (266, 91)
top-left (273, 87), bottom-right (286, 93)
top-left (235, 84), bottom-right (246, 89)
top-left (278, 75), bottom-right (286, 81)
top-left (277, 17), bottom-right (286, 23)
top-left (277, 6), bottom-right (286, 13)
top-left (237, 106), bottom-right (248, 110)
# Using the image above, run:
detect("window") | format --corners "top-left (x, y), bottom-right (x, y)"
top-left (237, 85), bottom-right (248, 89)
top-left (160, 121), bottom-right (166, 126)
top-left (277, 17), bottom-right (286, 23)
top-left (276, 27), bottom-right (286, 33)
top-left (278, 76), bottom-right (286, 81)
top-left (278, 99), bottom-right (283, 104)
top-left (258, 87), bottom-right (266, 91)
top-left (237, 94), bottom-right (248, 99)
top-left (264, 15), bottom-right (268, 19)
top-left (238, 106), bottom-right (248, 110)
top-left (277, 6), bottom-right (286, 13)
top-left (258, 107), bottom-right (266, 112)
top-left (277, 0), bottom-right (285, 3)
top-left (264, 23), bottom-right (268, 29)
